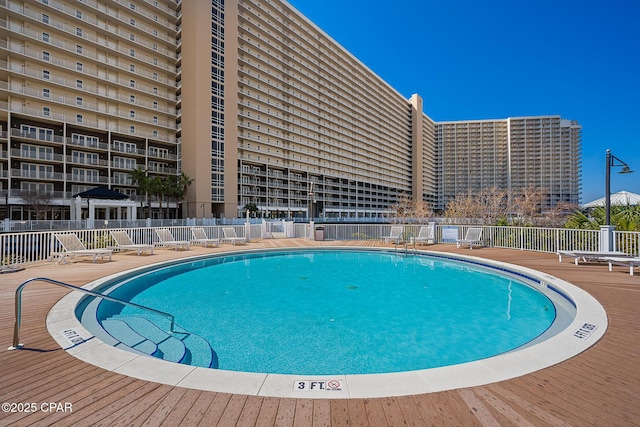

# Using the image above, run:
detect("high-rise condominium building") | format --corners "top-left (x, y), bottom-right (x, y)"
top-left (0, 0), bottom-right (581, 221)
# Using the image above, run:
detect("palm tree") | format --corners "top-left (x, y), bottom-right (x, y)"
top-left (149, 176), bottom-right (173, 219)
top-left (565, 205), bottom-right (640, 231)
top-left (173, 172), bottom-right (193, 218)
top-left (129, 169), bottom-right (150, 218)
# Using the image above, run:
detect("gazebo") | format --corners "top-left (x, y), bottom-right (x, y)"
top-left (581, 191), bottom-right (640, 208)
top-left (71, 186), bottom-right (138, 227)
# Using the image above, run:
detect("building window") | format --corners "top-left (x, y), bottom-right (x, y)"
top-left (152, 43), bottom-right (158, 51)
top-left (152, 58), bottom-right (158, 65)
top-left (130, 18), bottom-right (136, 26)
top-left (76, 10), bottom-right (82, 19)
top-left (129, 126), bottom-right (135, 133)
top-left (153, 116), bottom-right (158, 124)
top-left (42, 88), bottom-right (50, 98)
top-left (76, 45), bottom-right (83, 54)
top-left (129, 110), bottom-right (136, 118)
top-left (76, 96), bottom-right (83, 106)
top-left (152, 72), bottom-right (158, 80)
top-left (129, 95), bottom-right (135, 103)
top-left (153, 87), bottom-right (158, 95)
top-left (76, 79), bottom-right (83, 88)
top-left (152, 101), bottom-right (158, 109)
top-left (130, 79), bottom-right (135, 87)
top-left (130, 3), bottom-right (136, 10)
top-left (129, 33), bottom-right (135, 41)
top-left (153, 130), bottom-right (158, 137)
top-left (129, 49), bottom-right (135, 57)
top-left (76, 62), bottom-right (83, 71)
top-left (42, 32), bottom-right (50, 43)
top-left (43, 51), bottom-right (50, 61)
top-left (42, 70), bottom-right (50, 80)
top-left (76, 114), bottom-right (83, 123)
top-left (130, 64), bottom-right (135, 72)
top-left (76, 27), bottom-right (83, 37)
top-left (43, 107), bottom-right (50, 116)
top-left (42, 14), bottom-right (49, 24)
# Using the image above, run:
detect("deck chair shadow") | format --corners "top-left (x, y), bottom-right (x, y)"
top-left (191, 227), bottom-right (220, 248)
top-left (412, 223), bottom-right (435, 246)
top-left (109, 230), bottom-right (154, 255)
top-left (155, 228), bottom-right (190, 250)
top-left (456, 227), bottom-right (483, 249)
top-left (221, 227), bottom-right (246, 245)
top-left (384, 226), bottom-right (404, 244)
top-left (52, 233), bottom-right (113, 264)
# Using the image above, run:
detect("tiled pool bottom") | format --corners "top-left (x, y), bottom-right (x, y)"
top-left (46, 248), bottom-right (607, 399)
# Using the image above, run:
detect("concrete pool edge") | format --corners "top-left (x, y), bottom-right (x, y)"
top-left (46, 247), bottom-right (608, 399)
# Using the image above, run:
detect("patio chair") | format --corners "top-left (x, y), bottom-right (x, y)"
top-left (556, 250), bottom-right (629, 265)
top-left (52, 233), bottom-right (113, 264)
top-left (384, 226), bottom-right (404, 244)
top-left (412, 223), bottom-right (435, 246)
top-left (108, 230), bottom-right (154, 255)
top-left (191, 227), bottom-right (220, 248)
top-left (456, 227), bottom-right (483, 249)
top-left (221, 227), bottom-right (246, 245)
top-left (603, 256), bottom-right (640, 276)
top-left (155, 228), bottom-right (190, 250)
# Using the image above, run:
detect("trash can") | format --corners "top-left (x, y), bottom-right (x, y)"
top-left (315, 226), bottom-right (325, 241)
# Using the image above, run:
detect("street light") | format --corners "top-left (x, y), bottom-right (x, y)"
top-left (605, 149), bottom-right (633, 226)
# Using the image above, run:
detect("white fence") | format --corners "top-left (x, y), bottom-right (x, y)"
top-left (1, 224), bottom-right (638, 267)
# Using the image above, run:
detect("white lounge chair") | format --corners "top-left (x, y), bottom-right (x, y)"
top-left (191, 227), bottom-right (220, 248)
top-left (108, 230), bottom-right (154, 255)
top-left (52, 233), bottom-right (113, 264)
top-left (557, 250), bottom-right (629, 265)
top-left (155, 228), bottom-right (190, 250)
top-left (456, 227), bottom-right (483, 249)
top-left (221, 227), bottom-right (246, 245)
top-left (412, 223), bottom-right (435, 246)
top-left (603, 256), bottom-right (640, 276)
top-left (384, 226), bottom-right (404, 244)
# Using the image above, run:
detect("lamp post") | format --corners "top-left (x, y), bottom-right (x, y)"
top-left (605, 149), bottom-right (633, 226)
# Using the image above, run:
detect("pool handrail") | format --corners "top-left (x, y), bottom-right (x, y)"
top-left (9, 277), bottom-right (180, 350)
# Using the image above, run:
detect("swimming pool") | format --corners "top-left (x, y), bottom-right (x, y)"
top-left (50, 247), bottom-right (607, 398)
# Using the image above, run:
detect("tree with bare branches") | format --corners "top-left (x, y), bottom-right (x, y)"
top-left (390, 194), bottom-right (434, 223)
top-left (20, 190), bottom-right (54, 220)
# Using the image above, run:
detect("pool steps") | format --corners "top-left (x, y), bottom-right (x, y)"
top-left (101, 315), bottom-right (217, 368)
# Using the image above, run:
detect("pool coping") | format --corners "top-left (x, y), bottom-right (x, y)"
top-left (46, 246), bottom-right (608, 399)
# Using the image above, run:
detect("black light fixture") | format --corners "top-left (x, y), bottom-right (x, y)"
top-left (605, 149), bottom-right (634, 226)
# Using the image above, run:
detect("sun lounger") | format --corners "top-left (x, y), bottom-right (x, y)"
top-left (456, 227), bottom-right (483, 249)
top-left (412, 223), bottom-right (435, 246)
top-left (603, 256), bottom-right (640, 275)
top-left (155, 228), bottom-right (190, 250)
top-left (384, 226), bottom-right (404, 244)
top-left (52, 233), bottom-right (113, 264)
top-left (191, 227), bottom-right (220, 248)
top-left (221, 227), bottom-right (246, 245)
top-left (108, 230), bottom-right (154, 255)
top-left (556, 250), bottom-right (629, 265)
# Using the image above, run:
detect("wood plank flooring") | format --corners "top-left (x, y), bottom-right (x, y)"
top-left (1, 239), bottom-right (638, 426)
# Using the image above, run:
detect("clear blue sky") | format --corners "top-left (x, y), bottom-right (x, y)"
top-left (287, 0), bottom-right (640, 204)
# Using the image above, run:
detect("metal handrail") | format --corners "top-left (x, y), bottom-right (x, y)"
top-left (10, 277), bottom-right (179, 350)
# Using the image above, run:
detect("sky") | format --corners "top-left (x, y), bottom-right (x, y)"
top-left (287, 0), bottom-right (640, 204)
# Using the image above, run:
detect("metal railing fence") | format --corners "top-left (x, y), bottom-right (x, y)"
top-left (1, 223), bottom-right (638, 267)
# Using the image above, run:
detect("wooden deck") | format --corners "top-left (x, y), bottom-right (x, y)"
top-left (1, 239), bottom-right (638, 426)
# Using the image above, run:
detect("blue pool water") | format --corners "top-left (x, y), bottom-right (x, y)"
top-left (94, 250), bottom-right (557, 375)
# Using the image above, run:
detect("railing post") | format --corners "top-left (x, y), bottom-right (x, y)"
top-left (599, 225), bottom-right (616, 252)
